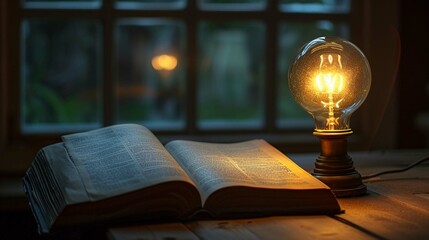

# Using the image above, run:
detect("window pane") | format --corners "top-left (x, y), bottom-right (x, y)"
top-left (115, 19), bottom-right (186, 130)
top-left (22, 0), bottom-right (101, 9)
top-left (198, 21), bottom-right (265, 129)
top-left (277, 20), bottom-right (348, 129)
top-left (198, 0), bottom-right (266, 11)
top-left (279, 0), bottom-right (350, 13)
top-left (22, 20), bottom-right (102, 133)
top-left (115, 0), bottom-right (186, 10)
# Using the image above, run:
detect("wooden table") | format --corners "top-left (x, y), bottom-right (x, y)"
top-left (108, 150), bottom-right (429, 240)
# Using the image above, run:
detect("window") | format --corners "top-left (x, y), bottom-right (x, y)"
top-left (4, 0), bottom-right (378, 171)
top-left (19, 0), bottom-right (350, 132)
top-left (115, 19), bottom-right (186, 130)
top-left (22, 19), bottom-right (103, 133)
top-left (197, 20), bottom-right (266, 129)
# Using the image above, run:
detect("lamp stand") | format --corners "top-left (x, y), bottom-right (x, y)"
top-left (312, 130), bottom-right (366, 197)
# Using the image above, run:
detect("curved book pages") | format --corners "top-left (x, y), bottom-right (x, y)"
top-left (23, 123), bottom-right (341, 234)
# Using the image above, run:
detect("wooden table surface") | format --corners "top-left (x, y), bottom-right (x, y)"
top-left (108, 149), bottom-right (429, 240)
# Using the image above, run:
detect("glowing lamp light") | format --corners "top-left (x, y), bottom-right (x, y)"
top-left (151, 54), bottom-right (178, 71)
top-left (288, 36), bottom-right (371, 197)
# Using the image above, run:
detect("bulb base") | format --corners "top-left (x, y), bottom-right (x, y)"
top-left (312, 130), bottom-right (367, 197)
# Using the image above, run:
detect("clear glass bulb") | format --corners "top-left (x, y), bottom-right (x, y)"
top-left (288, 36), bottom-right (371, 132)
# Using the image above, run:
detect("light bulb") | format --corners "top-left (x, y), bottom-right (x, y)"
top-left (288, 36), bottom-right (371, 197)
top-left (288, 36), bottom-right (371, 132)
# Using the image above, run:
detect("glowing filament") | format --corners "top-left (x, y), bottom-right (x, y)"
top-left (315, 54), bottom-right (344, 94)
top-left (315, 54), bottom-right (345, 130)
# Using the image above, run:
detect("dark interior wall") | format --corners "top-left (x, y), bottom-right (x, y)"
top-left (398, 0), bottom-right (429, 148)
top-left (356, 0), bottom-right (400, 150)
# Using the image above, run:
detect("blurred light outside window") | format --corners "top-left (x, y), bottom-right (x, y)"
top-left (115, 19), bottom-right (186, 130)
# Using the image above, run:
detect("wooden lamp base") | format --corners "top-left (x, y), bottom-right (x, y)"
top-left (312, 130), bottom-right (367, 197)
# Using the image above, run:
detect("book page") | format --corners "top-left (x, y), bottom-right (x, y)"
top-left (166, 139), bottom-right (328, 203)
top-left (62, 124), bottom-right (193, 201)
top-left (43, 143), bottom-right (90, 204)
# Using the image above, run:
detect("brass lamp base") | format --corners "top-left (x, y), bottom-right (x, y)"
top-left (313, 130), bottom-right (366, 197)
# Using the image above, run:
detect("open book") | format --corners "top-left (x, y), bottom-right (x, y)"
top-left (23, 123), bottom-right (341, 234)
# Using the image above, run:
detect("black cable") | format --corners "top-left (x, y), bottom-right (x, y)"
top-left (361, 156), bottom-right (429, 180)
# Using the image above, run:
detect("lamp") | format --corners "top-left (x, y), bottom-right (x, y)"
top-left (288, 36), bottom-right (371, 197)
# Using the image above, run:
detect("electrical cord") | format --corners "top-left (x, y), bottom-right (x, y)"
top-left (361, 156), bottom-right (429, 180)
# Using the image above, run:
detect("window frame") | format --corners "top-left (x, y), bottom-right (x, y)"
top-left (1, 0), bottom-right (395, 173)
